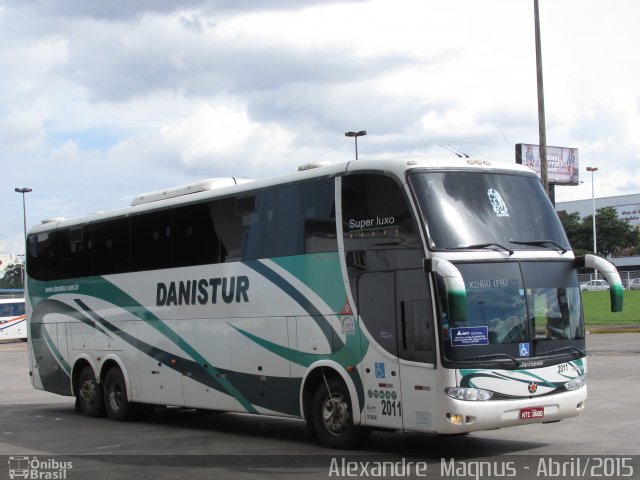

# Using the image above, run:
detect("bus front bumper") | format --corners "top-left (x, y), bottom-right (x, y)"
top-left (433, 386), bottom-right (587, 435)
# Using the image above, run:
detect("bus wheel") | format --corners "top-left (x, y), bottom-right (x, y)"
top-left (311, 377), bottom-right (366, 449)
top-left (77, 366), bottom-right (103, 418)
top-left (103, 367), bottom-right (132, 421)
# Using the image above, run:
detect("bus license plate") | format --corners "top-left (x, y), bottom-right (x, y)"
top-left (520, 407), bottom-right (544, 420)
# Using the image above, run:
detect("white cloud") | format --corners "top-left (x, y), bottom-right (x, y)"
top-left (160, 104), bottom-right (293, 167)
top-left (1, 0), bottom-right (640, 254)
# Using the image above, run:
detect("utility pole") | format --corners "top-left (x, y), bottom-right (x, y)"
top-left (534, 0), bottom-right (549, 199)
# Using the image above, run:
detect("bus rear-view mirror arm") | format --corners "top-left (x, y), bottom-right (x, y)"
top-left (424, 258), bottom-right (467, 324)
top-left (575, 254), bottom-right (624, 312)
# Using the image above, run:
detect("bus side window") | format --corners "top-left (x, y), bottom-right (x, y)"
top-left (400, 298), bottom-right (435, 364)
top-left (238, 177), bottom-right (337, 261)
top-left (276, 179), bottom-right (337, 257)
top-left (342, 174), bottom-right (419, 256)
top-left (342, 173), bottom-right (431, 360)
top-left (27, 231), bottom-right (60, 281)
top-left (173, 202), bottom-right (221, 267)
top-left (131, 211), bottom-right (172, 272)
top-left (59, 226), bottom-right (93, 279)
top-left (209, 197), bottom-right (242, 262)
top-left (94, 218), bottom-right (130, 275)
top-left (241, 190), bottom-right (275, 260)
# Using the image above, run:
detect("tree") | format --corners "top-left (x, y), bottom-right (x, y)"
top-left (558, 207), bottom-right (640, 257)
top-left (557, 210), bottom-right (591, 255)
top-left (592, 207), bottom-right (639, 257)
top-left (0, 263), bottom-right (24, 288)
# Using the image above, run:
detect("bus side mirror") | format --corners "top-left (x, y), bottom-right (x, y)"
top-left (576, 254), bottom-right (624, 312)
top-left (424, 258), bottom-right (467, 324)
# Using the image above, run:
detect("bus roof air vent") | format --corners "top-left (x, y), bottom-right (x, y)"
top-left (298, 162), bottom-right (329, 171)
top-left (131, 177), bottom-right (253, 206)
top-left (41, 217), bottom-right (66, 224)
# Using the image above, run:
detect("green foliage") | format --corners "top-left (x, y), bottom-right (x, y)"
top-left (557, 210), bottom-right (590, 256)
top-left (558, 207), bottom-right (640, 257)
top-left (0, 263), bottom-right (24, 288)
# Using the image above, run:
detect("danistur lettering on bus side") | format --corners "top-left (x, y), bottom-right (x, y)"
top-left (156, 276), bottom-right (249, 306)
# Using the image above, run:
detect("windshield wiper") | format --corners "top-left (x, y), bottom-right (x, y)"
top-left (540, 346), bottom-right (586, 358)
top-left (459, 353), bottom-right (521, 367)
top-left (510, 239), bottom-right (568, 254)
top-left (449, 243), bottom-right (514, 255)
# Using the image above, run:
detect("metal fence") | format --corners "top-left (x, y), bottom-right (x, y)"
top-left (578, 270), bottom-right (640, 287)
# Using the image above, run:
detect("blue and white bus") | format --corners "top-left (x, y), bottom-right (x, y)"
top-left (0, 290), bottom-right (26, 342)
top-left (26, 157), bottom-right (623, 448)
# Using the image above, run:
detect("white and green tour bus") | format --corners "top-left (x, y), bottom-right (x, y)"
top-left (26, 157), bottom-right (623, 448)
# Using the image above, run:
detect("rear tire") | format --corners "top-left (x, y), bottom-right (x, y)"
top-left (103, 367), bottom-right (133, 421)
top-left (77, 366), bottom-right (103, 417)
top-left (310, 377), bottom-right (368, 449)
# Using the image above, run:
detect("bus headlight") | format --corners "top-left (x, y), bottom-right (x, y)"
top-left (564, 374), bottom-right (587, 391)
top-left (445, 387), bottom-right (493, 401)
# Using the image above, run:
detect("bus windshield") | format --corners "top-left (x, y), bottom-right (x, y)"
top-left (408, 170), bottom-right (570, 251)
top-left (438, 260), bottom-right (584, 365)
top-left (0, 301), bottom-right (25, 317)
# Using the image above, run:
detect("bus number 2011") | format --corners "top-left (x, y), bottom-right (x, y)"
top-left (382, 400), bottom-right (402, 417)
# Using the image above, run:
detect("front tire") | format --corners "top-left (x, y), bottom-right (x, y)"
top-left (310, 377), bottom-right (367, 449)
top-left (103, 367), bottom-right (132, 421)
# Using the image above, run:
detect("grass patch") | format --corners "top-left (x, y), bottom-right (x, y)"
top-left (582, 289), bottom-right (640, 325)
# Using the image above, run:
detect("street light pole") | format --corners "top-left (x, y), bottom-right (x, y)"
top-left (14, 187), bottom-right (32, 286)
top-left (586, 167), bottom-right (598, 254)
top-left (344, 130), bottom-right (367, 159)
top-left (15, 187), bottom-right (32, 244)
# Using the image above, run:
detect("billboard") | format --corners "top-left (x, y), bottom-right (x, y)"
top-left (515, 143), bottom-right (579, 186)
top-left (615, 204), bottom-right (640, 228)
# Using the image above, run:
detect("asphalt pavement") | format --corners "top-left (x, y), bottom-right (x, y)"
top-left (0, 333), bottom-right (638, 479)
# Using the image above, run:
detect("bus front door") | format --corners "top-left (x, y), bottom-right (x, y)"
top-left (357, 269), bottom-right (437, 432)
top-left (356, 271), bottom-right (403, 430)
top-left (395, 268), bottom-right (438, 432)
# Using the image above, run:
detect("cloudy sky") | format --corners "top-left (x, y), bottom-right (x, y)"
top-left (2, 0), bottom-right (639, 256)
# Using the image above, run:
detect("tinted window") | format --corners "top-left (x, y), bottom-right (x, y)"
top-left (239, 178), bottom-right (337, 260)
top-left (210, 197), bottom-right (243, 262)
top-left (241, 190), bottom-right (276, 260)
top-left (280, 179), bottom-right (337, 255)
top-left (342, 174), bottom-right (419, 252)
top-left (342, 173), bottom-right (420, 275)
top-left (94, 218), bottom-right (130, 275)
top-left (132, 210), bottom-right (172, 271)
top-left (27, 231), bottom-right (59, 281)
top-left (59, 225), bottom-right (93, 279)
top-left (0, 302), bottom-right (25, 317)
top-left (342, 173), bottom-right (431, 360)
top-left (173, 202), bottom-right (221, 267)
top-left (27, 178), bottom-right (338, 281)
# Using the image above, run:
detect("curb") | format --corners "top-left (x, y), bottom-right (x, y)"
top-left (587, 326), bottom-right (640, 334)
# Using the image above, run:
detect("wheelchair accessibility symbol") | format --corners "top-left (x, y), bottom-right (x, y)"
top-left (519, 343), bottom-right (530, 357)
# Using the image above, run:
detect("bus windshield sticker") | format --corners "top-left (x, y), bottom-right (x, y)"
top-left (487, 188), bottom-right (509, 218)
top-left (379, 330), bottom-right (394, 340)
top-left (451, 326), bottom-right (489, 347)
